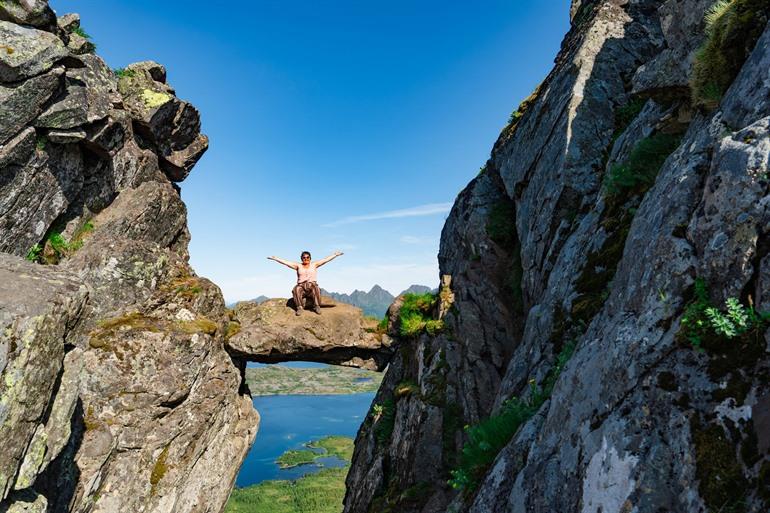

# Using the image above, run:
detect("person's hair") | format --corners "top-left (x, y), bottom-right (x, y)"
top-left (300, 251), bottom-right (311, 259)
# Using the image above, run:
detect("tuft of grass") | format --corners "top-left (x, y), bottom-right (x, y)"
top-left (394, 380), bottom-right (420, 398)
top-left (449, 341), bottom-right (575, 493)
top-left (448, 397), bottom-right (539, 492)
top-left (398, 292), bottom-right (443, 337)
top-left (25, 244), bottom-right (42, 263)
top-left (691, 0), bottom-right (770, 109)
top-left (604, 133), bottom-right (682, 197)
top-left (72, 26), bottom-right (91, 39)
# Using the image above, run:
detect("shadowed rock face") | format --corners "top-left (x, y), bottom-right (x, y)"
top-left (227, 298), bottom-right (394, 371)
top-left (346, 2), bottom-right (770, 513)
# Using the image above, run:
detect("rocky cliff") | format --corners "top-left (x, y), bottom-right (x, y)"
top-left (345, 1), bottom-right (770, 512)
top-left (0, 4), bottom-right (262, 512)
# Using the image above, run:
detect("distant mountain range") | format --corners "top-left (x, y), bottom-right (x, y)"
top-left (236, 285), bottom-right (435, 317)
top-left (320, 284), bottom-right (434, 318)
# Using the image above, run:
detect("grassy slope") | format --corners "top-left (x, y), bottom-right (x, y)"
top-left (226, 467), bottom-right (348, 513)
top-left (226, 436), bottom-right (355, 513)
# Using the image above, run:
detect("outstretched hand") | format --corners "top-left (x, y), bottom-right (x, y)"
top-left (334, 251), bottom-right (344, 257)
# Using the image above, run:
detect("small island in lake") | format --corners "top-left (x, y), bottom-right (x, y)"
top-left (226, 436), bottom-right (355, 513)
top-left (276, 436), bottom-right (354, 469)
top-left (245, 364), bottom-right (383, 396)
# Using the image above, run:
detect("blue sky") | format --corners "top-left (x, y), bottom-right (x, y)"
top-left (52, 0), bottom-right (570, 302)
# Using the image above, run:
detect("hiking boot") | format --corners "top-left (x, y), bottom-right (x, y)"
top-left (313, 305), bottom-right (321, 314)
top-left (295, 307), bottom-right (303, 316)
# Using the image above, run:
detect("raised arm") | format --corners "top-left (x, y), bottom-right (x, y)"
top-left (315, 251), bottom-right (343, 267)
top-left (267, 256), bottom-right (298, 270)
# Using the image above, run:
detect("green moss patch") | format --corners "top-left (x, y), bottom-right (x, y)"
top-left (692, 419), bottom-right (749, 512)
top-left (150, 445), bottom-right (170, 496)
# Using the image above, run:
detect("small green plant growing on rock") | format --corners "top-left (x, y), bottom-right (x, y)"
top-left (113, 68), bottom-right (136, 79)
top-left (38, 222), bottom-right (94, 264)
top-left (448, 396), bottom-right (538, 492)
top-left (691, 0), bottom-right (770, 109)
top-left (398, 293), bottom-right (443, 337)
top-left (72, 26), bottom-right (92, 39)
top-left (604, 133), bottom-right (683, 197)
top-left (448, 342), bottom-right (575, 492)
top-left (371, 399), bottom-right (396, 445)
top-left (25, 244), bottom-right (42, 263)
top-left (679, 278), bottom-right (770, 348)
top-left (495, 83), bottom-right (542, 149)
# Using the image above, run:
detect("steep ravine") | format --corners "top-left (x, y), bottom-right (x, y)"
top-left (345, 1), bottom-right (770, 512)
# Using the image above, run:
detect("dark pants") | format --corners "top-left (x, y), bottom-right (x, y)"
top-left (292, 281), bottom-right (321, 310)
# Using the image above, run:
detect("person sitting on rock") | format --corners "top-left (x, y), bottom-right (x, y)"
top-left (267, 251), bottom-right (343, 315)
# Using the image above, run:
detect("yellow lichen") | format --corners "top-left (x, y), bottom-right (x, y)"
top-left (89, 312), bottom-right (163, 349)
top-left (141, 89), bottom-right (171, 108)
top-left (176, 317), bottom-right (218, 335)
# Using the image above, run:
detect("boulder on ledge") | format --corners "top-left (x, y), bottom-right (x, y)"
top-left (227, 297), bottom-right (394, 371)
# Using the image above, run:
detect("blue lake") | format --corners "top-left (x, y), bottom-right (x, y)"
top-left (235, 392), bottom-right (375, 487)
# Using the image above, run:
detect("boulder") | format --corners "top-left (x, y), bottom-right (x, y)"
top-left (228, 298), bottom-right (394, 370)
top-left (0, 21), bottom-right (66, 83)
top-left (0, 0), bottom-right (56, 31)
top-left (0, 66), bottom-right (62, 145)
top-left (117, 61), bottom-right (208, 182)
top-left (35, 54), bottom-right (114, 130)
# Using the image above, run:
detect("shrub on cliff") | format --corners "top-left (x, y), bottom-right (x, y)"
top-left (691, 0), bottom-right (770, 109)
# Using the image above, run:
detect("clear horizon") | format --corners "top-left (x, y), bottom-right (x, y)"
top-left (51, 0), bottom-right (571, 302)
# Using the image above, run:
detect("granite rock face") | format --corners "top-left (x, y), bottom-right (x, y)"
top-left (0, 5), bottom-right (257, 513)
top-left (346, 2), bottom-right (770, 513)
top-left (228, 298), bottom-right (393, 370)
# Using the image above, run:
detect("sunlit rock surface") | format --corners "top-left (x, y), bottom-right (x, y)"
top-left (228, 298), bottom-right (393, 371)
top-left (0, 4), bottom-right (256, 512)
